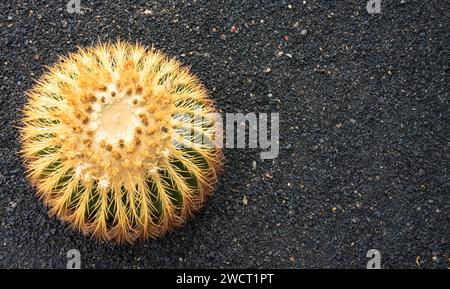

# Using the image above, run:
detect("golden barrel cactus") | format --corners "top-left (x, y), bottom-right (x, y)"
top-left (20, 41), bottom-right (223, 244)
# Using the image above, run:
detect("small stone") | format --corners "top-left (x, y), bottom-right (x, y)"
top-left (264, 67), bottom-right (272, 73)
top-left (268, 93), bottom-right (273, 98)
top-left (427, 199), bottom-right (434, 204)
top-left (301, 29), bottom-right (308, 36)
top-left (331, 207), bottom-right (337, 213)
top-left (252, 160), bottom-right (257, 170)
top-left (143, 9), bottom-right (152, 15)
top-left (264, 172), bottom-right (273, 179)
top-left (230, 25), bottom-right (237, 33)
top-left (7, 16), bottom-right (13, 21)
top-left (242, 195), bottom-right (248, 206)
top-left (432, 256), bottom-right (438, 262)
top-left (349, 118), bottom-right (356, 124)
top-left (34, 54), bottom-right (40, 61)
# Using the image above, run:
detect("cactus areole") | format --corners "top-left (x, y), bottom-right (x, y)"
top-left (20, 41), bottom-right (223, 244)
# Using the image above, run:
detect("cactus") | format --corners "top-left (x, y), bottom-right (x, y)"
top-left (20, 41), bottom-right (223, 244)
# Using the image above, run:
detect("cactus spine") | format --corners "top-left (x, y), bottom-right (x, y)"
top-left (20, 41), bottom-right (223, 244)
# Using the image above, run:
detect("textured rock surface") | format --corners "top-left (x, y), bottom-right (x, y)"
top-left (0, 0), bottom-right (448, 268)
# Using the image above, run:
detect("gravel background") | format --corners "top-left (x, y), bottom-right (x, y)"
top-left (0, 0), bottom-right (449, 269)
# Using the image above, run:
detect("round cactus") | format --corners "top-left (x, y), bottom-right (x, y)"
top-left (20, 41), bottom-right (223, 244)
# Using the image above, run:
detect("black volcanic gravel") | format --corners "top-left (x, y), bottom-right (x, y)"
top-left (0, 0), bottom-right (449, 268)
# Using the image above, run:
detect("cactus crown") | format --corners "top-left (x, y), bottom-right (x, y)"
top-left (20, 41), bottom-right (222, 243)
